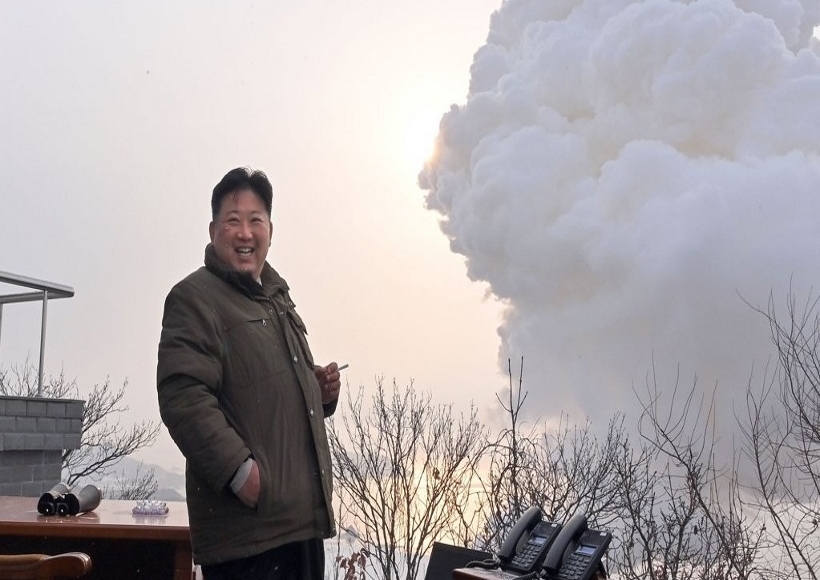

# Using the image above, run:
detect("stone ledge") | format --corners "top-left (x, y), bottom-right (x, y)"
top-left (0, 396), bottom-right (84, 439)
top-left (0, 396), bottom-right (84, 418)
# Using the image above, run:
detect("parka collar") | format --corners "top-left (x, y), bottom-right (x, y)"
top-left (204, 243), bottom-right (289, 298)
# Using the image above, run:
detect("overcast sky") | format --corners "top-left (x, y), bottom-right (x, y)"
top-left (0, 0), bottom-right (507, 470)
top-left (2, 0), bottom-right (820, 472)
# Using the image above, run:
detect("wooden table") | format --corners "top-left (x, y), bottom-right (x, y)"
top-left (0, 495), bottom-right (193, 580)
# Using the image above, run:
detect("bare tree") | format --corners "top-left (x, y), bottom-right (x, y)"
top-left (104, 464), bottom-right (159, 500)
top-left (0, 359), bottom-right (160, 488)
top-left (474, 358), bottom-right (634, 556)
top-left (62, 377), bottom-right (160, 486)
top-left (617, 363), bottom-right (764, 580)
top-left (328, 378), bottom-right (487, 580)
top-left (739, 292), bottom-right (820, 580)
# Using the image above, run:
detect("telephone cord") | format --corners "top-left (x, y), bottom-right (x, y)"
top-left (465, 558), bottom-right (502, 569)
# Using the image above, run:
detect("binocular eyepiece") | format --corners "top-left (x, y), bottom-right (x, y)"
top-left (37, 482), bottom-right (70, 516)
top-left (37, 483), bottom-right (102, 516)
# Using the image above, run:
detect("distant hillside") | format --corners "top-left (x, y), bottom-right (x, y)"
top-left (73, 455), bottom-right (186, 501)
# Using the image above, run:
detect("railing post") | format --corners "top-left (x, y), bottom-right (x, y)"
top-left (38, 290), bottom-right (49, 397)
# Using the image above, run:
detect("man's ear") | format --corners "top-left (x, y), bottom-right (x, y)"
top-left (268, 221), bottom-right (273, 246)
top-left (209, 221), bottom-right (215, 242)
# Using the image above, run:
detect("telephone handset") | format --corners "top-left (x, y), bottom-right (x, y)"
top-left (498, 506), bottom-right (543, 562)
top-left (498, 506), bottom-right (562, 574)
top-left (541, 514), bottom-right (611, 580)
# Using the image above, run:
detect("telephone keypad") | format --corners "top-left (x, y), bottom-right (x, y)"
top-left (507, 522), bottom-right (560, 574)
top-left (509, 543), bottom-right (541, 569)
top-left (555, 554), bottom-right (593, 580)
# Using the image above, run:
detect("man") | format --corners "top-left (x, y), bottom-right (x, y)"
top-left (157, 167), bottom-right (340, 580)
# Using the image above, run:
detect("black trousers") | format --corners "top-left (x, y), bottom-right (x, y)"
top-left (201, 538), bottom-right (325, 580)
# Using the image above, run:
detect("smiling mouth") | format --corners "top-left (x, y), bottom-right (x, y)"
top-left (236, 248), bottom-right (254, 255)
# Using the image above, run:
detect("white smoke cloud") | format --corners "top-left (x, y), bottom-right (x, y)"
top-left (419, 0), bottom-right (820, 427)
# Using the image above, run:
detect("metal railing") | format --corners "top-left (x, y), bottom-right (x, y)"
top-left (0, 271), bottom-right (75, 396)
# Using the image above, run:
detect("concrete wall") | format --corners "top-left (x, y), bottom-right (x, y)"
top-left (0, 396), bottom-right (84, 496)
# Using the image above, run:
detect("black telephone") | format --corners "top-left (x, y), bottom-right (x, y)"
top-left (498, 507), bottom-right (563, 574)
top-left (540, 514), bottom-right (611, 580)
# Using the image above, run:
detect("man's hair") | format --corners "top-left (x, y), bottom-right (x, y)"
top-left (211, 167), bottom-right (273, 219)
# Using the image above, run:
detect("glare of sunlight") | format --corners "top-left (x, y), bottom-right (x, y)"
top-left (403, 109), bottom-right (443, 170)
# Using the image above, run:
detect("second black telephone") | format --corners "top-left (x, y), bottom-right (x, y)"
top-left (541, 513), bottom-right (611, 580)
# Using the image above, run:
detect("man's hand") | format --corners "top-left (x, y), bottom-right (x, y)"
top-left (315, 362), bottom-right (342, 404)
top-left (235, 460), bottom-right (260, 508)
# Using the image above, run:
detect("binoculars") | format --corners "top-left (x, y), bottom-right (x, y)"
top-left (37, 483), bottom-right (102, 516)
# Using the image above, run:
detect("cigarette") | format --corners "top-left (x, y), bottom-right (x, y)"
top-left (337, 363), bottom-right (349, 371)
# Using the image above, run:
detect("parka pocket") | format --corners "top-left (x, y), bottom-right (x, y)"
top-left (222, 317), bottom-right (288, 390)
top-left (249, 429), bottom-right (315, 521)
top-left (254, 454), bottom-right (273, 515)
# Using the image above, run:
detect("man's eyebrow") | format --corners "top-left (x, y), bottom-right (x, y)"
top-left (221, 209), bottom-right (268, 219)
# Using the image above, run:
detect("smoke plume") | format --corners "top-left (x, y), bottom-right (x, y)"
top-left (419, 0), bottom-right (820, 427)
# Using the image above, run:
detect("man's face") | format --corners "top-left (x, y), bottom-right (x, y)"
top-left (209, 187), bottom-right (272, 280)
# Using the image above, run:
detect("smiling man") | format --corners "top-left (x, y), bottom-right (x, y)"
top-left (157, 167), bottom-right (341, 580)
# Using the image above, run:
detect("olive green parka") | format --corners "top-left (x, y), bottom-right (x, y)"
top-left (157, 245), bottom-right (336, 565)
